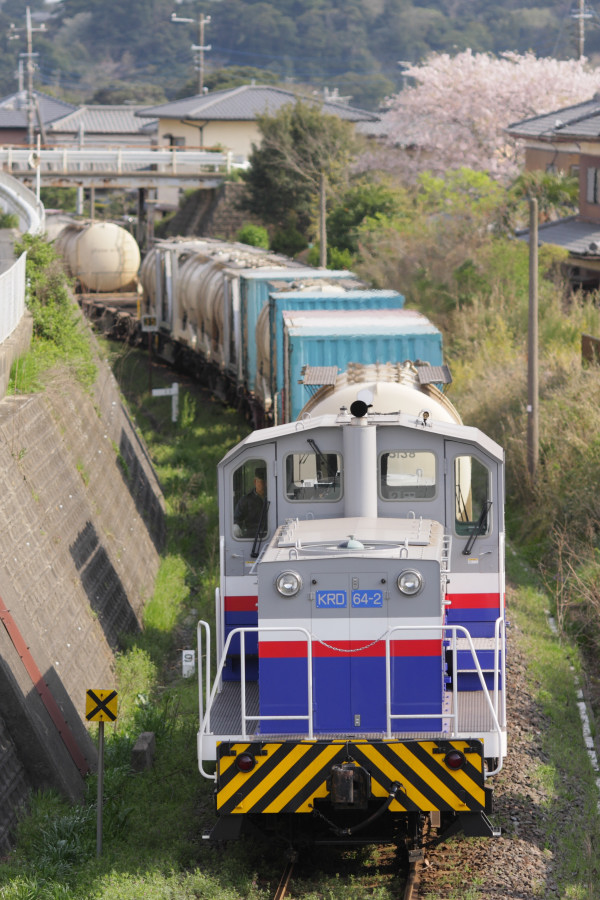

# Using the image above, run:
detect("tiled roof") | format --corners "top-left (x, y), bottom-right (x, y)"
top-left (0, 90), bottom-right (76, 127)
top-left (136, 84), bottom-right (379, 123)
top-left (517, 216), bottom-right (600, 256)
top-left (507, 97), bottom-right (600, 140)
top-left (47, 105), bottom-right (157, 135)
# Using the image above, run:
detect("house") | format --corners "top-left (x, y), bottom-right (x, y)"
top-left (45, 105), bottom-right (158, 148)
top-left (0, 90), bottom-right (76, 145)
top-left (135, 83), bottom-right (380, 208)
top-left (135, 83), bottom-right (380, 158)
top-left (507, 96), bottom-right (600, 286)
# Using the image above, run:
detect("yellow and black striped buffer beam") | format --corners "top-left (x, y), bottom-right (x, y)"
top-left (216, 739), bottom-right (487, 815)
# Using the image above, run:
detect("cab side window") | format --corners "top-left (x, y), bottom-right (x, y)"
top-left (380, 451), bottom-right (436, 499)
top-left (454, 455), bottom-right (491, 536)
top-left (232, 458), bottom-right (269, 539)
top-left (285, 452), bottom-right (342, 501)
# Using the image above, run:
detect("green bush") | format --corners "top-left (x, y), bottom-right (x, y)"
top-left (10, 234), bottom-right (96, 391)
top-left (0, 211), bottom-right (19, 229)
top-left (235, 223), bottom-right (269, 248)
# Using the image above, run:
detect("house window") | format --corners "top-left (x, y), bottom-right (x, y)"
top-left (587, 167), bottom-right (600, 204)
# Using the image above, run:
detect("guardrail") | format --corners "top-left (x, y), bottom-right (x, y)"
top-left (0, 172), bottom-right (42, 351)
top-left (0, 170), bottom-right (44, 234)
top-left (0, 147), bottom-right (235, 175)
top-left (0, 251), bottom-right (26, 345)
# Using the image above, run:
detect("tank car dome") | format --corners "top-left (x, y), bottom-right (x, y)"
top-left (299, 362), bottom-right (462, 425)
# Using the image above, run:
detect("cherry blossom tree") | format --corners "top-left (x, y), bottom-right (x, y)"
top-left (368, 51), bottom-right (600, 182)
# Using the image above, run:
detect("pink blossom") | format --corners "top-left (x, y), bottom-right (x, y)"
top-left (373, 51), bottom-right (600, 182)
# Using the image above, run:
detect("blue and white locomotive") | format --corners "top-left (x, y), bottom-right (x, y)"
top-left (197, 361), bottom-right (506, 845)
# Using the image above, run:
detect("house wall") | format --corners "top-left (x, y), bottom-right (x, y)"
top-left (524, 147), bottom-right (580, 176)
top-left (157, 117), bottom-right (260, 158)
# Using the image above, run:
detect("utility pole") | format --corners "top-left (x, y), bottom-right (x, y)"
top-left (319, 172), bottom-right (327, 268)
top-left (572, 0), bottom-right (593, 59)
top-left (527, 198), bottom-right (539, 483)
top-left (8, 7), bottom-right (46, 148)
top-left (171, 5), bottom-right (212, 94)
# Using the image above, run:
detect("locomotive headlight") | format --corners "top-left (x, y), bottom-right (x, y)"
top-left (397, 569), bottom-right (423, 596)
top-left (275, 571), bottom-right (303, 597)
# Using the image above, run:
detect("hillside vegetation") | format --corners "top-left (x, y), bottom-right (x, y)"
top-left (0, 0), bottom-right (593, 110)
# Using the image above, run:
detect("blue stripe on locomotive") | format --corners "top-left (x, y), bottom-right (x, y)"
top-left (258, 654), bottom-right (443, 735)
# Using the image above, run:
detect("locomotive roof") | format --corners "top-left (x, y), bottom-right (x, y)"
top-left (219, 408), bottom-right (504, 468)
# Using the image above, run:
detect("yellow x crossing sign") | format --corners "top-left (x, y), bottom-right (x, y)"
top-left (86, 689), bottom-right (118, 722)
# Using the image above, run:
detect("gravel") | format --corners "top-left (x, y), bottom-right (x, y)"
top-left (416, 600), bottom-right (561, 899)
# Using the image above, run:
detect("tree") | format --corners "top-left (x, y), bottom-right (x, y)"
top-left (373, 51), bottom-right (600, 182)
top-left (88, 82), bottom-right (167, 105)
top-left (324, 178), bottom-right (410, 257)
top-left (504, 170), bottom-right (579, 230)
top-left (241, 101), bottom-right (359, 257)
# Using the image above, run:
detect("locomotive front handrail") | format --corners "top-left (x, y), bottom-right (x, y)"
top-left (197, 623), bottom-right (314, 779)
top-left (384, 623), bottom-right (504, 776)
top-left (198, 621), bottom-right (505, 778)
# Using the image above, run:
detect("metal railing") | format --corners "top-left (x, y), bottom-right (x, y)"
top-left (0, 169), bottom-right (44, 234)
top-left (0, 146), bottom-right (234, 175)
top-left (385, 623), bottom-right (504, 775)
top-left (197, 618), bottom-right (506, 779)
top-left (197, 623), bottom-right (314, 781)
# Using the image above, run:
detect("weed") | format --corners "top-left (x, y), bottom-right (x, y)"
top-left (76, 460), bottom-right (89, 486)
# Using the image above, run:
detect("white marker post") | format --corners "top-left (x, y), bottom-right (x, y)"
top-left (152, 382), bottom-right (179, 423)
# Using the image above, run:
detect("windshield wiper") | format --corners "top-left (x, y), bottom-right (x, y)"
top-left (462, 500), bottom-right (492, 556)
top-left (251, 498), bottom-right (270, 559)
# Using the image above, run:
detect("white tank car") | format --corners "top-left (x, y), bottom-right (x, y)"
top-left (54, 221), bottom-right (140, 292)
top-left (299, 361), bottom-right (462, 423)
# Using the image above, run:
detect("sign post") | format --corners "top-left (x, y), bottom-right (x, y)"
top-left (141, 315), bottom-right (158, 393)
top-left (86, 688), bottom-right (118, 857)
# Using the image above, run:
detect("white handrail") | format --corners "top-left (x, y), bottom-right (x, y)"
top-left (384, 623), bottom-right (504, 776)
top-left (197, 623), bottom-right (313, 780)
top-left (198, 620), bottom-right (505, 780)
top-left (0, 147), bottom-right (231, 173)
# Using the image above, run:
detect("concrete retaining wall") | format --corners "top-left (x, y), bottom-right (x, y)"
top-left (0, 347), bottom-right (165, 848)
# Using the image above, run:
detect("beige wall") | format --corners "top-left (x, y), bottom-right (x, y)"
top-left (157, 117), bottom-right (261, 158)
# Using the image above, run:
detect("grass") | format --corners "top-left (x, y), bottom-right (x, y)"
top-left (509, 582), bottom-right (600, 896)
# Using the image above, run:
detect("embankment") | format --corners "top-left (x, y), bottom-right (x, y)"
top-left (0, 348), bottom-right (165, 853)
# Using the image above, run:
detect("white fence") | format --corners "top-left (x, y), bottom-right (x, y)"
top-left (0, 171), bottom-right (43, 345)
top-left (0, 251), bottom-right (26, 344)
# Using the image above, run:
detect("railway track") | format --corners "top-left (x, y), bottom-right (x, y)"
top-left (270, 839), bottom-right (427, 900)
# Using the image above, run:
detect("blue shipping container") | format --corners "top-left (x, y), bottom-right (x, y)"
top-left (267, 289), bottom-right (405, 424)
top-left (239, 269), bottom-right (356, 391)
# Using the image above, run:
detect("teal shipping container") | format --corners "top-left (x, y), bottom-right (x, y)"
top-left (239, 269), bottom-right (357, 391)
top-left (257, 288), bottom-right (406, 424)
top-left (281, 308), bottom-right (443, 422)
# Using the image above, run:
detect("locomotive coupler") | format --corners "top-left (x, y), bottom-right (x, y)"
top-left (327, 762), bottom-right (371, 810)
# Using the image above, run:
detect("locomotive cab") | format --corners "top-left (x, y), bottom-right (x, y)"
top-left (197, 368), bottom-right (505, 843)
